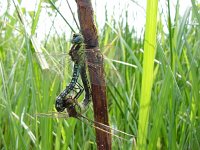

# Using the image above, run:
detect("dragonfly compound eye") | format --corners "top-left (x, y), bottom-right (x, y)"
top-left (71, 33), bottom-right (84, 44)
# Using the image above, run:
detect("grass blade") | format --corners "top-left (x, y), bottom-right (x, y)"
top-left (137, 0), bottom-right (158, 149)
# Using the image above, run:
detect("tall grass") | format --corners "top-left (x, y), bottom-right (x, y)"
top-left (0, 0), bottom-right (200, 150)
top-left (137, 0), bottom-right (158, 149)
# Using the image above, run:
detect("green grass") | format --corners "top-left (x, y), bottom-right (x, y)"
top-left (137, 0), bottom-right (158, 149)
top-left (0, 0), bottom-right (200, 150)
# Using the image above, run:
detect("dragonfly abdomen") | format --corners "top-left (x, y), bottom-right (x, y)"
top-left (55, 63), bottom-right (81, 112)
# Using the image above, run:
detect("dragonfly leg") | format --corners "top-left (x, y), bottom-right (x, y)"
top-left (73, 82), bottom-right (84, 100)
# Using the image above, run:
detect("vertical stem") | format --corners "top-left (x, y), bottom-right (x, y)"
top-left (75, 0), bottom-right (111, 149)
top-left (137, 0), bottom-right (158, 149)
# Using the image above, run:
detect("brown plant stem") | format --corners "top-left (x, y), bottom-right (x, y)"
top-left (75, 0), bottom-right (111, 149)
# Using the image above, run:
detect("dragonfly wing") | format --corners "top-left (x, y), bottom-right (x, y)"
top-left (32, 44), bottom-right (136, 86)
top-left (33, 51), bottom-right (73, 76)
top-left (83, 49), bottom-right (125, 86)
top-left (36, 112), bottom-right (135, 142)
top-left (35, 111), bottom-right (69, 118)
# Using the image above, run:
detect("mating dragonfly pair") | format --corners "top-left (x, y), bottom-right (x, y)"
top-left (39, 33), bottom-right (104, 118)
top-left (36, 33), bottom-right (135, 142)
top-left (55, 33), bottom-right (96, 116)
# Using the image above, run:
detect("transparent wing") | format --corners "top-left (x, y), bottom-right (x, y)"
top-left (33, 45), bottom-right (137, 86)
top-left (84, 49), bottom-right (110, 86)
top-left (35, 111), bottom-right (69, 118)
top-left (32, 50), bottom-right (73, 80)
top-left (35, 111), bottom-right (136, 142)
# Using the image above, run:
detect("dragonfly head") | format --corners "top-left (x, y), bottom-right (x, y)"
top-left (67, 105), bottom-right (78, 117)
top-left (55, 97), bottom-right (75, 112)
top-left (71, 33), bottom-right (84, 44)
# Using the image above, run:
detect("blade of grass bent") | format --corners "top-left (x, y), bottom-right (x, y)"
top-left (12, 0), bottom-right (49, 70)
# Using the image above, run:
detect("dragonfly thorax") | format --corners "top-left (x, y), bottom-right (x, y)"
top-left (68, 33), bottom-right (85, 64)
top-left (69, 47), bottom-right (85, 65)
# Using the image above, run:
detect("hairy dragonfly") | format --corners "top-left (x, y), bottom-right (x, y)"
top-left (34, 34), bottom-right (137, 144)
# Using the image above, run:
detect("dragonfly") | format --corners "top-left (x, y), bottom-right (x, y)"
top-left (35, 33), bottom-right (136, 143)
top-left (32, 33), bottom-right (128, 112)
top-left (55, 33), bottom-right (92, 113)
top-left (53, 33), bottom-right (128, 114)
top-left (34, 1), bottom-right (137, 145)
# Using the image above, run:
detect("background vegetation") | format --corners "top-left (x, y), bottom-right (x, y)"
top-left (0, 0), bottom-right (199, 149)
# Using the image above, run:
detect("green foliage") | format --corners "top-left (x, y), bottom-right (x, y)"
top-left (0, 1), bottom-right (199, 150)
